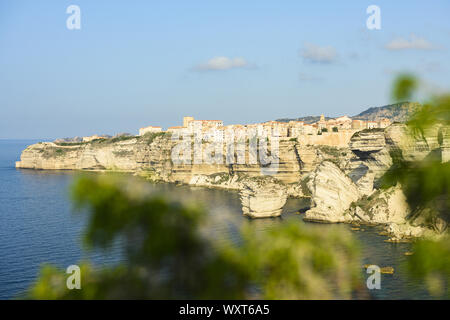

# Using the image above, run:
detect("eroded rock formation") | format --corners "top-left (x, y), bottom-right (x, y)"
top-left (304, 161), bottom-right (360, 223)
top-left (15, 124), bottom-right (450, 239)
top-left (239, 177), bottom-right (287, 218)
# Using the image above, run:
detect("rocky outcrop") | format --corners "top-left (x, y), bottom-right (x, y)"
top-left (384, 223), bottom-right (430, 242)
top-left (16, 135), bottom-right (305, 185)
top-left (347, 123), bottom-right (450, 200)
top-left (301, 157), bottom-right (437, 242)
top-left (15, 136), bottom-right (173, 172)
top-left (304, 161), bottom-right (361, 223)
top-left (187, 173), bottom-right (296, 217)
top-left (285, 182), bottom-right (304, 198)
top-left (304, 163), bottom-right (440, 241)
top-left (355, 170), bottom-right (375, 196)
top-left (15, 122), bottom-right (450, 231)
top-left (347, 185), bottom-right (409, 225)
top-left (348, 128), bottom-right (392, 181)
top-left (187, 173), bottom-right (241, 190)
top-left (349, 129), bottom-right (386, 155)
top-left (384, 123), bottom-right (448, 162)
top-left (239, 177), bottom-right (288, 218)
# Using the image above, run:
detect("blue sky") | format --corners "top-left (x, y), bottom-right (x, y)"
top-left (1, 1), bottom-right (449, 139)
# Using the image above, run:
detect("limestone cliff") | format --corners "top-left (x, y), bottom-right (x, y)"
top-left (304, 161), bottom-right (361, 223)
top-left (16, 135), bottom-right (169, 171)
top-left (15, 124), bottom-right (450, 238)
top-left (239, 177), bottom-right (288, 218)
top-left (16, 134), bottom-right (349, 185)
top-left (305, 123), bottom-right (450, 240)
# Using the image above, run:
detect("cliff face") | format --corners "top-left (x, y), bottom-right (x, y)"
top-left (16, 124), bottom-right (447, 192)
top-left (16, 134), bottom-right (353, 185)
top-left (347, 128), bottom-right (392, 184)
top-left (347, 123), bottom-right (449, 181)
top-left (15, 136), bottom-right (173, 174)
top-left (304, 161), bottom-right (361, 223)
top-left (16, 124), bottom-right (449, 238)
top-left (240, 177), bottom-right (288, 218)
top-left (305, 123), bottom-right (450, 240)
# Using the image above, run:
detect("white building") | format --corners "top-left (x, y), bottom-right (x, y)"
top-left (334, 115), bottom-right (352, 129)
top-left (139, 126), bottom-right (162, 136)
top-left (167, 126), bottom-right (185, 133)
top-left (366, 121), bottom-right (378, 129)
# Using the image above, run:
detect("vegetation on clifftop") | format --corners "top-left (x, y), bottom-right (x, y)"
top-left (40, 147), bottom-right (69, 159)
top-left (351, 127), bottom-right (385, 139)
top-left (53, 132), bottom-right (172, 149)
top-left (140, 131), bottom-right (171, 145)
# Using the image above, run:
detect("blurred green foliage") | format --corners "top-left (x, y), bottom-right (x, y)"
top-left (406, 239), bottom-right (450, 298)
top-left (232, 223), bottom-right (361, 299)
top-left (28, 175), bottom-right (361, 299)
top-left (381, 150), bottom-right (450, 222)
top-left (383, 75), bottom-right (450, 219)
top-left (391, 73), bottom-right (418, 102)
top-left (384, 75), bottom-right (450, 298)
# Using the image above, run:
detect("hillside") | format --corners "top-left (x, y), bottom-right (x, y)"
top-left (276, 116), bottom-right (332, 124)
top-left (277, 102), bottom-right (420, 123)
top-left (351, 102), bottom-right (420, 122)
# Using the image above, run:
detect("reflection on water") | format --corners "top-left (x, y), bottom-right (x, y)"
top-left (0, 140), bottom-right (431, 299)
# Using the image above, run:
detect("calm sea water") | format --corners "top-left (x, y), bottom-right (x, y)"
top-left (0, 140), bottom-right (430, 299)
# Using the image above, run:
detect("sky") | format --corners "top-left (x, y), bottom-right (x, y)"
top-left (1, 0), bottom-right (449, 139)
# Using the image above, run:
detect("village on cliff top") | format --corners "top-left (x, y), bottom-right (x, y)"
top-left (77, 115), bottom-right (391, 148)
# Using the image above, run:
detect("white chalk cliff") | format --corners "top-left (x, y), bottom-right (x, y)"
top-left (15, 124), bottom-right (450, 240)
top-left (239, 178), bottom-right (288, 218)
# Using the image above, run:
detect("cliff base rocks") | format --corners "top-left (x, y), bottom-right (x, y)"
top-left (239, 177), bottom-right (288, 218)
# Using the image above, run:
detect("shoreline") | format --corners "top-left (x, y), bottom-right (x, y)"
top-left (15, 164), bottom-right (418, 244)
top-left (14, 123), bottom-right (447, 243)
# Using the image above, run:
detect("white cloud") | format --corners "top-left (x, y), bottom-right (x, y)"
top-left (300, 43), bottom-right (337, 64)
top-left (194, 56), bottom-right (250, 71)
top-left (385, 34), bottom-right (435, 50)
